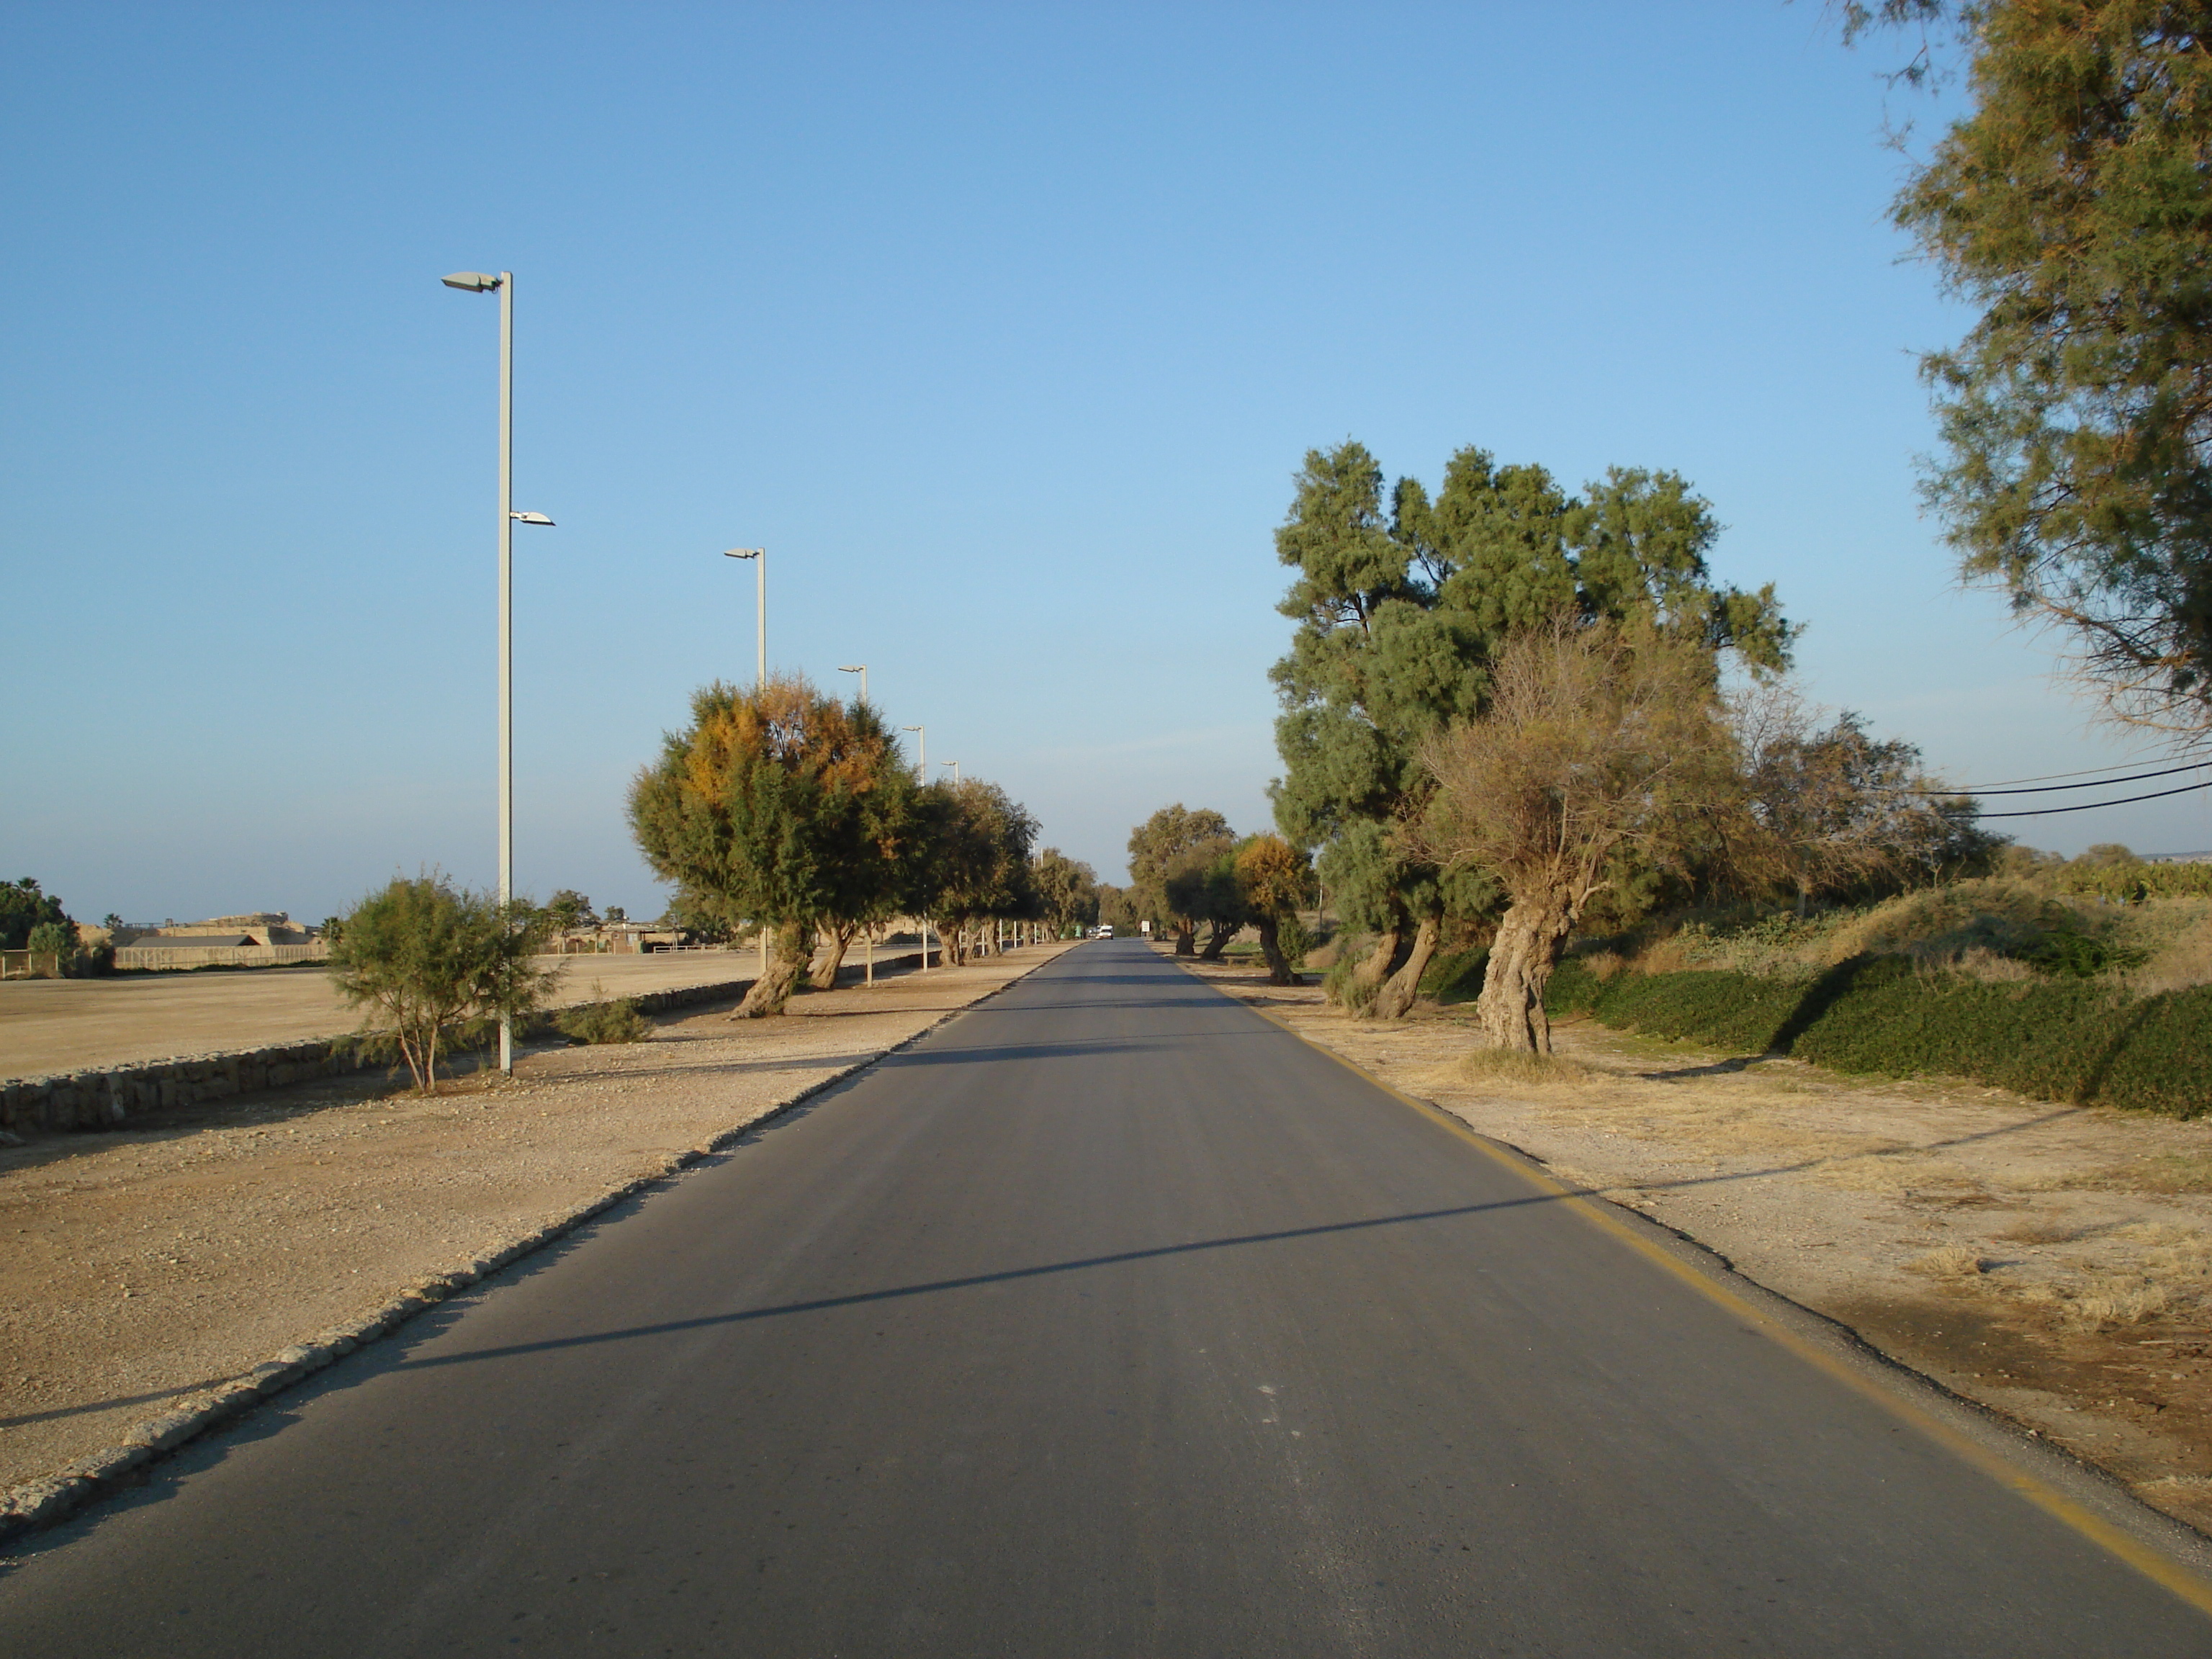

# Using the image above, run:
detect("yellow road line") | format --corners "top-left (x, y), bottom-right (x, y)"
top-left (1231, 991), bottom-right (2212, 1622)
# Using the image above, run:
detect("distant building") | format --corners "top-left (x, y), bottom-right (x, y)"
top-left (110, 913), bottom-right (316, 948)
top-left (2146, 852), bottom-right (2212, 865)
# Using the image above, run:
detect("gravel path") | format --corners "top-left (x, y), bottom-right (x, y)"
top-left (0, 945), bottom-right (1070, 1496)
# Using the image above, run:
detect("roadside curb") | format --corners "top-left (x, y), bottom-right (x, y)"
top-left (0, 947), bottom-right (1065, 1550)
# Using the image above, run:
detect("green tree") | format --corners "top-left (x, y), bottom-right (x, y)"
top-left (1128, 804), bottom-right (1233, 954)
top-left (628, 675), bottom-right (908, 1015)
top-left (545, 889), bottom-right (598, 935)
top-left (1031, 848), bottom-right (1100, 937)
top-left (328, 873), bottom-right (559, 1092)
top-left (927, 778), bottom-right (1039, 963)
top-left (0, 878), bottom-right (71, 951)
top-left (1271, 441), bottom-right (1789, 1020)
top-left (1871, 0), bottom-right (2212, 738)
top-left (1234, 834), bottom-right (1312, 985)
top-left (1417, 620), bottom-right (1747, 1053)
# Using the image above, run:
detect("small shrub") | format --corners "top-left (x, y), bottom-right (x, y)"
top-left (1277, 914), bottom-right (1313, 974)
top-left (2019, 927), bottom-right (2148, 979)
top-left (1420, 945), bottom-right (1490, 1004)
top-left (557, 995), bottom-right (652, 1045)
top-left (1324, 954), bottom-right (1378, 1012)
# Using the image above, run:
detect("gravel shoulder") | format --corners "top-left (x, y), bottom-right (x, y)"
top-left (0, 945), bottom-right (1071, 1496)
top-left (1172, 948), bottom-right (2212, 1537)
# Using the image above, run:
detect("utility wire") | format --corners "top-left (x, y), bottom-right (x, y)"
top-left (1977, 780), bottom-right (2212, 819)
top-left (1938, 758), bottom-right (2212, 797)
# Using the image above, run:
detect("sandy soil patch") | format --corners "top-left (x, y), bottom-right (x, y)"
top-left (0, 945), bottom-right (1069, 1496)
top-left (1172, 947), bottom-right (2212, 1536)
top-left (0, 949), bottom-right (786, 1079)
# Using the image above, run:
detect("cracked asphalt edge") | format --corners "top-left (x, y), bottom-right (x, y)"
top-left (0, 950), bottom-right (1061, 1549)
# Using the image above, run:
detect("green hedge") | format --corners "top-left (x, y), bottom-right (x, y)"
top-left (1543, 955), bottom-right (2212, 1117)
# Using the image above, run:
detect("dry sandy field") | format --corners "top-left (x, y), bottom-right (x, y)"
top-left (0, 950), bottom-right (783, 1080)
top-left (0, 945), bottom-right (1069, 1499)
top-left (1171, 948), bottom-right (2212, 1538)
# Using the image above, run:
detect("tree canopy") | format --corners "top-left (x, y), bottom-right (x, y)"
top-left (1876, 0), bottom-right (2212, 739)
top-left (629, 675), bottom-right (915, 1014)
top-left (1271, 439), bottom-right (1792, 1016)
top-left (0, 878), bottom-right (72, 951)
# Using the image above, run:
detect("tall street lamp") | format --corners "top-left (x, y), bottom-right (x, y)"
top-left (442, 269), bottom-right (554, 1076)
top-left (900, 724), bottom-right (927, 968)
top-left (838, 664), bottom-right (867, 704)
top-left (724, 547), bottom-right (768, 975)
top-left (940, 760), bottom-right (961, 782)
top-left (724, 547), bottom-right (766, 688)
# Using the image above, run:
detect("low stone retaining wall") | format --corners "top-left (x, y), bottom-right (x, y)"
top-left (0, 976), bottom-right (758, 1137)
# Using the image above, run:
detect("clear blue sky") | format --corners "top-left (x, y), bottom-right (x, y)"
top-left (6, 1), bottom-right (2206, 925)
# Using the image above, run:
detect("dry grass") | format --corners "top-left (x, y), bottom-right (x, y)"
top-left (1908, 1244), bottom-right (1989, 1278)
top-left (2126, 909), bottom-right (2212, 996)
top-left (2059, 1154), bottom-right (2212, 1195)
top-left (1455, 1046), bottom-right (1599, 1090)
top-left (1811, 1153), bottom-right (1986, 1197)
top-left (1993, 1215), bottom-right (2085, 1245)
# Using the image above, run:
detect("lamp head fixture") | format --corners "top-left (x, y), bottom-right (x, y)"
top-left (839, 665), bottom-right (863, 674)
top-left (509, 511), bottom-right (554, 526)
top-left (724, 547), bottom-right (764, 560)
top-left (441, 271), bottom-right (503, 292)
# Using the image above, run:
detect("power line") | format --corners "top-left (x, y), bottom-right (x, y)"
top-left (1957, 757), bottom-right (2210, 789)
top-left (1884, 757), bottom-right (2212, 796)
top-left (1977, 779), bottom-right (2212, 819)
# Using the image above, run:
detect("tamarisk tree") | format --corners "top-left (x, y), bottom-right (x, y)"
top-left (629, 675), bottom-right (912, 1016)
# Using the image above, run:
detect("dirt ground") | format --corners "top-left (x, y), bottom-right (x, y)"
top-left (0, 944), bottom-right (1070, 1498)
top-left (0, 949), bottom-right (788, 1079)
top-left (1172, 947), bottom-right (2212, 1537)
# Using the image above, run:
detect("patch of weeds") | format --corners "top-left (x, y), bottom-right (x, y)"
top-left (1993, 1216), bottom-right (2085, 1246)
top-left (556, 992), bottom-right (652, 1045)
top-left (1456, 1046), bottom-right (1597, 1089)
top-left (2062, 1154), bottom-right (2212, 1195)
top-left (1907, 1245), bottom-right (1990, 1279)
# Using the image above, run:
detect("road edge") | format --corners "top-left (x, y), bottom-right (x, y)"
top-left (0, 945), bottom-right (1069, 1551)
top-left (1177, 959), bottom-right (2212, 1624)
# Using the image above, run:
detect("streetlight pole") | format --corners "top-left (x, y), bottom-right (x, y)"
top-left (443, 269), bottom-right (554, 1076)
top-left (724, 548), bottom-right (765, 689)
top-left (838, 664), bottom-right (868, 704)
top-left (901, 724), bottom-right (929, 971)
top-left (724, 547), bottom-right (768, 975)
top-left (940, 760), bottom-right (961, 781)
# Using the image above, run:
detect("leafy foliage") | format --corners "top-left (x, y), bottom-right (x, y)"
top-left (328, 873), bottom-right (559, 1092)
top-left (557, 994), bottom-right (653, 1045)
top-left (629, 675), bottom-right (916, 1014)
top-left (0, 878), bottom-right (71, 951)
top-left (1888, 0), bottom-right (2212, 737)
top-left (1547, 952), bottom-right (2212, 1116)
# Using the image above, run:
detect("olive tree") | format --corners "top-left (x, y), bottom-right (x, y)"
top-left (1234, 835), bottom-right (1312, 985)
top-left (1416, 619), bottom-right (1742, 1053)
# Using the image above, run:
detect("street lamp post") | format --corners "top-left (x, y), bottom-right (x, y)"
top-left (724, 547), bottom-right (769, 977)
top-left (901, 724), bottom-right (929, 970)
top-left (724, 548), bottom-right (766, 688)
top-left (940, 760), bottom-right (961, 781)
top-left (838, 664), bottom-right (867, 704)
top-left (442, 269), bottom-right (554, 1076)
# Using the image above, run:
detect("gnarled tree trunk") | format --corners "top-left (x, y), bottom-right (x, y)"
top-left (1367, 912), bottom-right (1439, 1020)
top-left (809, 921), bottom-right (858, 990)
top-left (735, 921), bottom-right (813, 1017)
top-left (1255, 917), bottom-right (1302, 986)
top-left (1200, 918), bottom-right (1236, 961)
top-left (1351, 925), bottom-right (1400, 990)
top-left (1473, 894), bottom-right (1577, 1051)
top-left (1173, 920), bottom-right (1197, 955)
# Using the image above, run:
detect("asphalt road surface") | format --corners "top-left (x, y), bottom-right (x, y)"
top-left (4, 940), bottom-right (2209, 1655)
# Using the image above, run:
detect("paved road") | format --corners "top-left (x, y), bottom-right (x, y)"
top-left (2, 940), bottom-right (2208, 1655)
